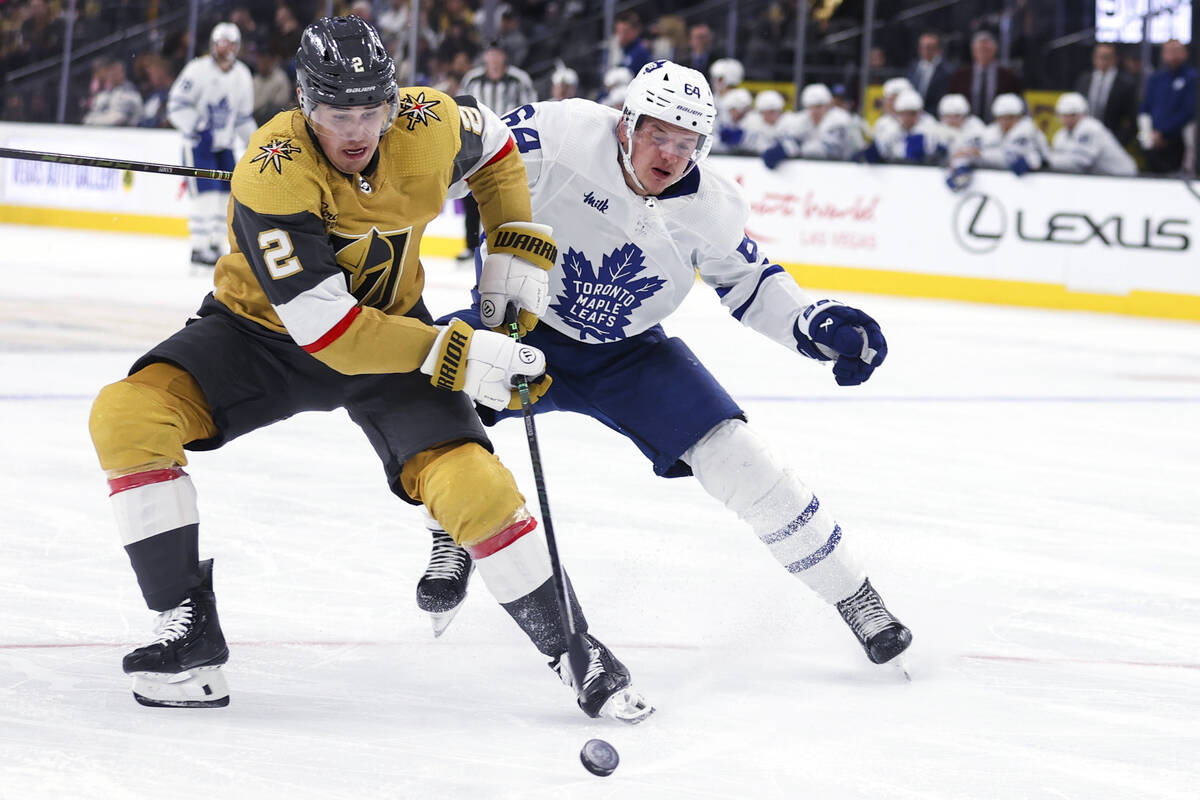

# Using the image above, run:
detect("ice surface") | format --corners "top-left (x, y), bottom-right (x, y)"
top-left (1, 224), bottom-right (1198, 799)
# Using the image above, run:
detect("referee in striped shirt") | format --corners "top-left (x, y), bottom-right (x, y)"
top-left (457, 42), bottom-right (538, 262)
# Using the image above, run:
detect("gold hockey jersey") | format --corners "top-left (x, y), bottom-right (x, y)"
top-left (215, 88), bottom-right (531, 375)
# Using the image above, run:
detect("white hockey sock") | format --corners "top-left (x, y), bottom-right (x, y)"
top-left (465, 515), bottom-right (550, 604)
top-left (109, 466), bottom-right (199, 548)
top-left (683, 419), bottom-right (865, 604)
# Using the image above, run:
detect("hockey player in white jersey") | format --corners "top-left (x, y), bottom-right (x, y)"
top-left (933, 93), bottom-right (985, 164)
top-left (1046, 92), bottom-right (1137, 177)
top-left (946, 93), bottom-right (1048, 191)
top-left (869, 77), bottom-right (916, 152)
top-left (416, 59), bottom-right (913, 674)
top-left (167, 22), bottom-right (256, 268)
top-left (742, 90), bottom-right (807, 167)
top-left (795, 83), bottom-right (865, 161)
top-left (861, 88), bottom-right (941, 163)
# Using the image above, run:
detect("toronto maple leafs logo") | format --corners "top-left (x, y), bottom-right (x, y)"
top-left (397, 92), bottom-right (441, 130)
top-left (548, 243), bottom-right (665, 341)
top-left (250, 138), bottom-right (301, 174)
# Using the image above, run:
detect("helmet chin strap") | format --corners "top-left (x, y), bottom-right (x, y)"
top-left (618, 117), bottom-right (649, 195)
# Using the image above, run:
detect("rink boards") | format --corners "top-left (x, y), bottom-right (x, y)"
top-left (1, 120), bottom-right (1197, 321)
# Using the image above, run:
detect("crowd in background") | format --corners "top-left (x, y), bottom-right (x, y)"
top-left (0, 0), bottom-right (1195, 178)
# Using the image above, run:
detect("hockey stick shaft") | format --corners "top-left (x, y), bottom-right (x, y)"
top-left (0, 146), bottom-right (232, 181)
top-left (505, 305), bottom-right (589, 691)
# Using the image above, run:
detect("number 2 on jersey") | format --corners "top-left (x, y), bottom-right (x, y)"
top-left (258, 229), bottom-right (302, 279)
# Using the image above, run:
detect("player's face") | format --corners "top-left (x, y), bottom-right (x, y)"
top-left (621, 117), bottom-right (702, 196)
top-left (808, 103), bottom-right (829, 124)
top-left (211, 39), bottom-right (238, 70)
top-left (309, 102), bottom-right (389, 174)
top-left (996, 114), bottom-right (1019, 134)
top-left (897, 109), bottom-right (920, 130)
top-left (1059, 112), bottom-right (1082, 132)
top-left (942, 112), bottom-right (964, 128)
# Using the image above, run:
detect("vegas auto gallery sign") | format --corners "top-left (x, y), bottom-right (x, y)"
top-left (706, 157), bottom-right (1199, 302)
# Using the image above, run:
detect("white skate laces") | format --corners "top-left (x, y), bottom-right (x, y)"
top-left (841, 586), bottom-right (895, 641)
top-left (424, 531), bottom-right (468, 580)
top-left (149, 598), bottom-right (196, 646)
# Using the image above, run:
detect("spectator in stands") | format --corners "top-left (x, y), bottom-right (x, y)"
top-left (650, 15), bottom-right (687, 61)
top-left (496, 7), bottom-right (529, 67)
top-left (947, 93), bottom-right (1047, 191)
top-left (83, 58), bottom-right (143, 126)
top-left (1073, 42), bottom-right (1139, 148)
top-left (796, 82), bottom-right (865, 162)
top-left (251, 45), bottom-right (292, 127)
top-left (13, 0), bottom-right (63, 70)
top-left (457, 41), bottom-right (537, 263)
top-left (865, 87), bottom-right (940, 164)
top-left (1047, 92), bottom-right (1137, 177)
top-left (1137, 39), bottom-right (1196, 175)
top-left (604, 10), bottom-right (652, 76)
top-left (681, 22), bottom-right (721, 76)
top-left (550, 64), bottom-right (579, 101)
top-left (349, 1), bottom-right (374, 25)
top-left (271, 4), bottom-right (303, 73)
top-left (947, 30), bottom-right (1021, 123)
top-left (906, 31), bottom-right (952, 115)
top-left (713, 87), bottom-right (753, 154)
top-left (377, 0), bottom-right (412, 53)
top-left (934, 93), bottom-right (984, 164)
top-left (136, 53), bottom-right (175, 128)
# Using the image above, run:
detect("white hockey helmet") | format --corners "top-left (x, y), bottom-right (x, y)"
top-left (552, 65), bottom-right (579, 87)
top-left (209, 22), bottom-right (241, 67)
top-left (992, 93), bottom-right (1025, 118)
top-left (1055, 91), bottom-right (1088, 115)
top-left (721, 87), bottom-right (753, 113)
top-left (800, 83), bottom-right (833, 109)
top-left (882, 77), bottom-right (914, 98)
top-left (709, 57), bottom-right (744, 89)
top-left (754, 89), bottom-right (785, 113)
top-left (619, 59), bottom-right (716, 191)
top-left (893, 88), bottom-right (924, 113)
top-left (604, 66), bottom-right (633, 90)
top-left (937, 93), bottom-right (970, 118)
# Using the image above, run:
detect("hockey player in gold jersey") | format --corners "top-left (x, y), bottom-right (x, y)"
top-left (88, 15), bottom-right (651, 722)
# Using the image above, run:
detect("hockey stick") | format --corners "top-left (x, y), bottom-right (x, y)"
top-left (504, 305), bottom-right (590, 693)
top-left (0, 146), bottom-right (232, 181)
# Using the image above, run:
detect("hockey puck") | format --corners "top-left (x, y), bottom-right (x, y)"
top-left (580, 738), bottom-right (619, 777)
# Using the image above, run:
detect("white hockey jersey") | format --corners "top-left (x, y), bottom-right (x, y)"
top-left (873, 112), bottom-right (941, 163)
top-left (486, 99), bottom-right (813, 347)
top-left (975, 116), bottom-right (1049, 171)
top-left (167, 55), bottom-right (256, 151)
top-left (798, 106), bottom-right (865, 160)
top-left (1047, 117), bottom-right (1137, 176)
top-left (934, 115), bottom-right (986, 160)
top-left (740, 109), bottom-right (807, 153)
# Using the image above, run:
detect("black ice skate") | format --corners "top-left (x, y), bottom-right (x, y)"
top-left (550, 633), bottom-right (655, 724)
top-left (189, 247), bottom-right (219, 269)
top-left (123, 559), bottom-right (230, 708)
top-left (836, 578), bottom-right (913, 669)
top-left (416, 528), bottom-right (474, 637)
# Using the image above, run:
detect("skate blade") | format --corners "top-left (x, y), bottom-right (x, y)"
top-left (428, 603), bottom-right (464, 638)
top-left (892, 654), bottom-right (912, 682)
top-left (598, 685), bottom-right (656, 725)
top-left (130, 666), bottom-right (229, 708)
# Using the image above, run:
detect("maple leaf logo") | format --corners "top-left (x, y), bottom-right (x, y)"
top-left (249, 138), bottom-right (301, 174)
top-left (397, 92), bottom-right (441, 130)
top-left (549, 244), bottom-right (665, 342)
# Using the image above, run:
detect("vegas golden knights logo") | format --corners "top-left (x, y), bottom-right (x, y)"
top-left (329, 226), bottom-right (412, 309)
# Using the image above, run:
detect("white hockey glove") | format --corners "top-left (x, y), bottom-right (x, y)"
top-left (479, 221), bottom-right (557, 337)
top-left (421, 318), bottom-right (552, 411)
top-left (793, 299), bottom-right (888, 386)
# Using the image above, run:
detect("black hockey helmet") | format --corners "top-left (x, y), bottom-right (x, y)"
top-left (296, 16), bottom-right (398, 131)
